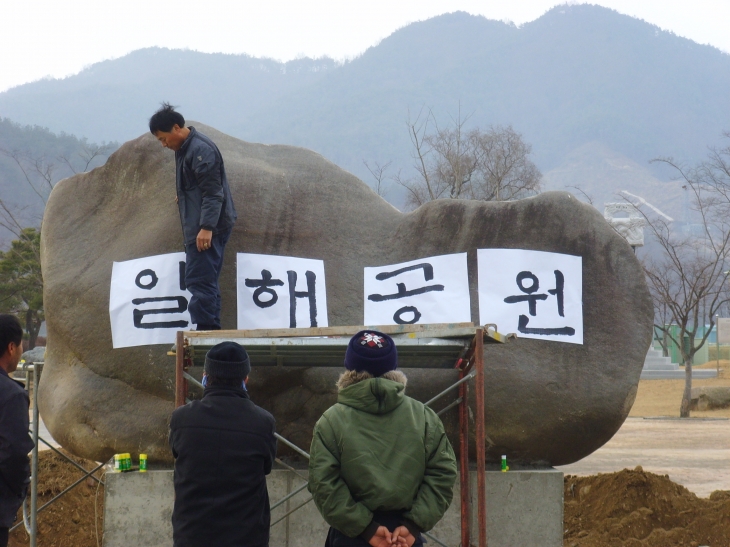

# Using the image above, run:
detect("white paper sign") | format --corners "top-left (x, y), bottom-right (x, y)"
top-left (478, 249), bottom-right (583, 344)
top-left (109, 253), bottom-right (193, 348)
top-left (237, 253), bottom-right (328, 330)
top-left (364, 253), bottom-right (471, 326)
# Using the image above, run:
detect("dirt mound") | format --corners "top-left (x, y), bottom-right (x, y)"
top-left (9, 450), bottom-right (104, 547)
top-left (565, 466), bottom-right (730, 547)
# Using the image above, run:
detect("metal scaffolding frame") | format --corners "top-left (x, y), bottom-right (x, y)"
top-left (10, 362), bottom-right (107, 547)
top-left (175, 323), bottom-right (507, 547)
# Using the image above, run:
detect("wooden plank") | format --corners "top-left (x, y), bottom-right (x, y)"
top-left (184, 323), bottom-right (506, 343)
top-left (184, 322), bottom-right (476, 340)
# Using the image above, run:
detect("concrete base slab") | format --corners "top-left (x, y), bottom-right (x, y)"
top-left (104, 471), bottom-right (174, 547)
top-left (104, 468), bottom-right (563, 547)
top-left (469, 469), bottom-right (564, 547)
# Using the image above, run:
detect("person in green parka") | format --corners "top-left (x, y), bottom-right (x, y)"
top-left (308, 330), bottom-right (457, 547)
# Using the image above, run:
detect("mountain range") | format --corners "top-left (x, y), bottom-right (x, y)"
top-left (1, 4), bottom-right (728, 215)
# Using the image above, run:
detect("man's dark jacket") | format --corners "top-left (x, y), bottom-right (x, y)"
top-left (175, 126), bottom-right (237, 245)
top-left (0, 368), bottom-right (34, 528)
top-left (169, 385), bottom-right (276, 547)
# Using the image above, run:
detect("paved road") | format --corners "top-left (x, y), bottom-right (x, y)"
top-left (556, 417), bottom-right (730, 498)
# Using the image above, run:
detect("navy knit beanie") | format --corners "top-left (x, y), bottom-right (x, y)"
top-left (204, 341), bottom-right (251, 379)
top-left (344, 330), bottom-right (398, 377)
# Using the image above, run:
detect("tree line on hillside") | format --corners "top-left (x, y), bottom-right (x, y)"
top-left (0, 118), bottom-right (117, 349)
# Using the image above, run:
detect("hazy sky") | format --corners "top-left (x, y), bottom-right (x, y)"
top-left (2, 0), bottom-right (729, 93)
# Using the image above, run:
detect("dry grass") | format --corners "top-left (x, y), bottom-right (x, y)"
top-left (629, 359), bottom-right (730, 418)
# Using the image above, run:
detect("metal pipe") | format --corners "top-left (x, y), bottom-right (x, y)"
top-left (269, 496), bottom-right (314, 527)
top-left (474, 329), bottom-right (487, 547)
top-left (37, 437), bottom-right (104, 485)
top-left (459, 367), bottom-right (470, 547)
top-left (34, 462), bottom-right (106, 515)
top-left (20, 365), bottom-right (33, 535)
top-left (183, 372), bottom-right (204, 390)
top-left (30, 364), bottom-right (40, 547)
top-left (274, 433), bottom-right (310, 460)
top-left (22, 495), bottom-right (30, 533)
top-left (436, 397), bottom-right (463, 417)
top-left (424, 373), bottom-right (474, 408)
top-left (270, 481), bottom-right (310, 511)
top-left (175, 331), bottom-right (185, 407)
top-left (10, 462), bottom-right (107, 533)
top-left (274, 458), bottom-right (308, 481)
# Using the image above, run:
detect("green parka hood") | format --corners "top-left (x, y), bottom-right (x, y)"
top-left (337, 377), bottom-right (405, 415)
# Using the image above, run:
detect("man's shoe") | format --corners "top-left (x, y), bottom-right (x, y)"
top-left (195, 325), bottom-right (222, 331)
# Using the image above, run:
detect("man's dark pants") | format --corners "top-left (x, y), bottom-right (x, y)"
top-left (185, 229), bottom-right (231, 330)
top-left (0, 526), bottom-right (8, 547)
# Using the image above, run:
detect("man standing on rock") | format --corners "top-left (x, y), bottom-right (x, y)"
top-left (149, 103), bottom-right (237, 331)
top-left (169, 341), bottom-right (276, 547)
top-left (308, 330), bottom-right (457, 547)
top-left (0, 315), bottom-right (34, 547)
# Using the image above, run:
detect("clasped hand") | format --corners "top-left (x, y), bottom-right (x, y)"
top-left (368, 525), bottom-right (416, 547)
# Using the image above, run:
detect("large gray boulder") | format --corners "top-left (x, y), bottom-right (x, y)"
top-left (21, 346), bottom-right (46, 364)
top-left (691, 386), bottom-right (730, 410)
top-left (39, 124), bottom-right (653, 465)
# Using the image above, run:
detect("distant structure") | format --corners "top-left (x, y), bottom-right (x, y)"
top-left (604, 202), bottom-right (645, 249)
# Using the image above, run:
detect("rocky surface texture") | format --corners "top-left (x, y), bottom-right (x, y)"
top-left (39, 124), bottom-right (653, 465)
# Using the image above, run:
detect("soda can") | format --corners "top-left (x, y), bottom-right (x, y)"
top-left (113, 454), bottom-right (122, 472)
top-left (124, 453), bottom-right (132, 472)
top-left (139, 454), bottom-right (148, 473)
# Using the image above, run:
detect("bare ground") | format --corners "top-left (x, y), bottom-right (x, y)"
top-left (559, 362), bottom-right (730, 497)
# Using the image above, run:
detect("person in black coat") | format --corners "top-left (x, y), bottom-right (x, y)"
top-left (169, 342), bottom-right (276, 547)
top-left (0, 315), bottom-right (34, 547)
top-left (149, 103), bottom-right (238, 331)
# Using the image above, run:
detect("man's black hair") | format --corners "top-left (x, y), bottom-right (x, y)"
top-left (206, 374), bottom-right (246, 388)
top-left (0, 314), bottom-right (23, 358)
top-left (149, 102), bottom-right (185, 134)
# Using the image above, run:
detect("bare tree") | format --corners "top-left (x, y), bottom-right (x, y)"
top-left (363, 160), bottom-right (393, 197)
top-left (468, 126), bottom-right (542, 202)
top-left (393, 106), bottom-right (542, 209)
top-left (0, 148), bottom-right (56, 204)
top-left (638, 138), bottom-right (730, 417)
top-left (59, 141), bottom-right (117, 174)
top-left (565, 186), bottom-right (595, 206)
top-left (0, 140), bottom-right (115, 344)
